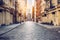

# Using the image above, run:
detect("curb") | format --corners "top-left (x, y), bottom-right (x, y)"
top-left (0, 23), bottom-right (24, 36)
top-left (36, 23), bottom-right (60, 32)
top-left (36, 23), bottom-right (60, 29)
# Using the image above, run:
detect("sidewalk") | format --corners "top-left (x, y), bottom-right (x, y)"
top-left (37, 22), bottom-right (60, 28)
top-left (0, 23), bottom-right (24, 36)
top-left (37, 22), bottom-right (60, 32)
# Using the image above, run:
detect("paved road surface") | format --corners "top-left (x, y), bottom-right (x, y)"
top-left (0, 21), bottom-right (60, 40)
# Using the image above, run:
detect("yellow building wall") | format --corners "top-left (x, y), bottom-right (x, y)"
top-left (56, 11), bottom-right (60, 26)
top-left (5, 11), bottom-right (11, 25)
top-left (2, 11), bottom-right (6, 25)
top-left (0, 13), bottom-right (3, 25)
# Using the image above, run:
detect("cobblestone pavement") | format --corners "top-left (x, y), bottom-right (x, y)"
top-left (0, 21), bottom-right (60, 40)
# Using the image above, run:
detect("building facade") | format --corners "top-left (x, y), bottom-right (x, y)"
top-left (41, 0), bottom-right (60, 26)
top-left (35, 0), bottom-right (41, 22)
top-left (18, 0), bottom-right (27, 22)
top-left (0, 0), bottom-right (19, 26)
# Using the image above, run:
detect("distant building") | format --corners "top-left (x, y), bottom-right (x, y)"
top-left (27, 13), bottom-right (32, 21)
top-left (35, 0), bottom-right (41, 22)
top-left (36, 0), bottom-right (41, 16)
top-left (17, 0), bottom-right (27, 22)
top-left (32, 7), bottom-right (35, 21)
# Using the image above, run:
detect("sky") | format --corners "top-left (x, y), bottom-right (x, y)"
top-left (27, 0), bottom-right (34, 14)
top-left (18, 0), bottom-right (35, 15)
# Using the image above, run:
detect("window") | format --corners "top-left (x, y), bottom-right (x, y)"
top-left (0, 0), bottom-right (4, 5)
top-left (50, 0), bottom-right (55, 8)
top-left (0, 9), bottom-right (3, 12)
top-left (52, 12), bottom-right (55, 14)
top-left (58, 0), bottom-right (60, 4)
top-left (44, 14), bottom-right (47, 16)
top-left (42, 14), bottom-right (47, 17)
top-left (59, 10), bottom-right (60, 12)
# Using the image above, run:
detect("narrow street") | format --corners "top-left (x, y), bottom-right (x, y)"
top-left (0, 21), bottom-right (60, 40)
